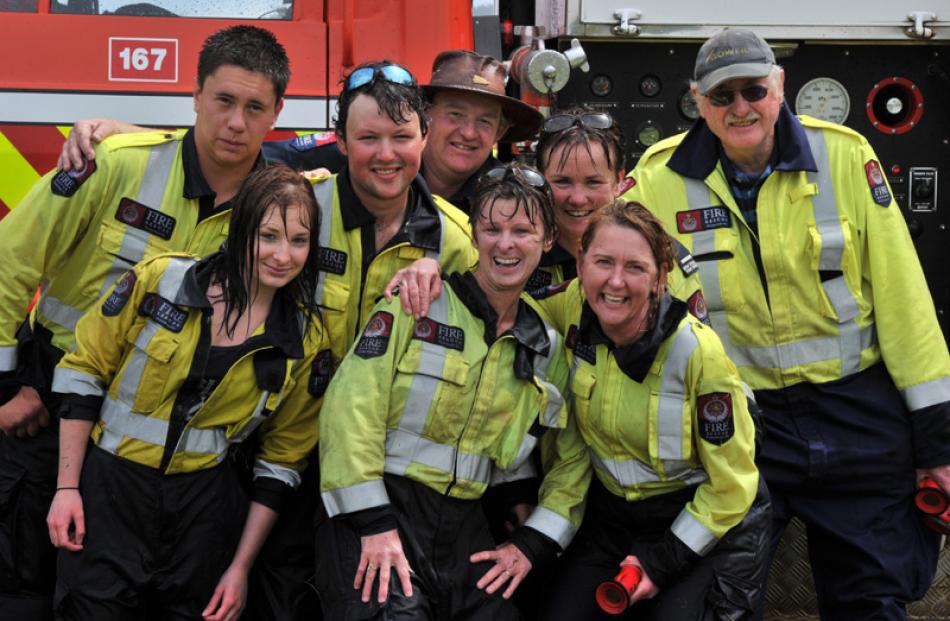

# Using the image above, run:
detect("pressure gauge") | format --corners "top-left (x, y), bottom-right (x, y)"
top-left (795, 77), bottom-right (851, 125)
top-left (636, 122), bottom-right (662, 147)
top-left (678, 90), bottom-right (699, 121)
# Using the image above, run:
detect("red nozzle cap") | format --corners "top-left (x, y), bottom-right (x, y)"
top-left (595, 565), bottom-right (642, 615)
top-left (915, 477), bottom-right (950, 515)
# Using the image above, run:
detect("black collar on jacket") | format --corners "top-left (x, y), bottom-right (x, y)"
top-left (336, 169), bottom-right (443, 252)
top-left (181, 128), bottom-right (266, 200)
top-left (666, 102), bottom-right (818, 180)
top-left (423, 154), bottom-right (499, 215)
top-left (576, 293), bottom-right (688, 383)
top-left (446, 271), bottom-right (551, 380)
top-left (175, 254), bottom-right (305, 360)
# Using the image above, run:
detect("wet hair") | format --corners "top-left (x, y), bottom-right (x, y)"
top-left (198, 25), bottom-right (291, 101)
top-left (536, 105), bottom-right (626, 178)
top-left (580, 199), bottom-right (674, 273)
top-left (334, 61), bottom-right (429, 140)
top-left (212, 164), bottom-right (321, 338)
top-left (470, 163), bottom-right (558, 245)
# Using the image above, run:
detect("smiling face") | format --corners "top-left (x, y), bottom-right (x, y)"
top-left (577, 222), bottom-right (668, 346)
top-left (423, 91), bottom-right (507, 187)
top-left (193, 64), bottom-right (282, 171)
top-left (253, 203), bottom-right (312, 295)
top-left (542, 141), bottom-right (623, 257)
top-left (472, 197), bottom-right (553, 296)
top-left (337, 93), bottom-right (427, 210)
top-left (694, 71), bottom-right (784, 171)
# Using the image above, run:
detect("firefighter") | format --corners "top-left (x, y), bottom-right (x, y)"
top-left (58, 50), bottom-right (543, 215)
top-left (46, 165), bottom-right (329, 621)
top-left (540, 201), bottom-right (770, 621)
top-left (623, 28), bottom-right (950, 619)
top-left (316, 164), bottom-right (587, 620)
top-left (0, 25), bottom-right (288, 620)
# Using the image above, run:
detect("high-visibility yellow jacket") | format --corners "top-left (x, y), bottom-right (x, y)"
top-left (319, 272), bottom-right (589, 550)
top-left (623, 109), bottom-right (950, 438)
top-left (0, 130), bottom-right (236, 373)
top-left (309, 171), bottom-right (478, 363)
top-left (53, 253), bottom-right (331, 488)
top-left (542, 280), bottom-right (759, 555)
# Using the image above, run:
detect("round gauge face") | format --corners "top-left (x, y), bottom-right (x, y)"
top-left (637, 123), bottom-right (661, 147)
top-left (678, 90), bottom-right (699, 121)
top-left (639, 75), bottom-right (661, 98)
top-left (795, 77), bottom-right (851, 124)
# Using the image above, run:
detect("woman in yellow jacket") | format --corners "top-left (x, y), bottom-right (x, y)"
top-left (540, 201), bottom-right (770, 621)
top-left (45, 165), bottom-right (331, 621)
top-left (317, 164), bottom-right (589, 621)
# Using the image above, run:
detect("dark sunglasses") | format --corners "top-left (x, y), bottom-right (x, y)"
top-left (344, 64), bottom-right (416, 92)
top-left (706, 84), bottom-right (769, 107)
top-left (481, 165), bottom-right (549, 190)
top-left (542, 112), bottom-right (614, 135)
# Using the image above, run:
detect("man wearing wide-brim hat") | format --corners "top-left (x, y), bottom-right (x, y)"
top-left (420, 49), bottom-right (542, 213)
top-left (58, 50), bottom-right (542, 216)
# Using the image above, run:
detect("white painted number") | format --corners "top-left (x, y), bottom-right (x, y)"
top-left (118, 47), bottom-right (168, 72)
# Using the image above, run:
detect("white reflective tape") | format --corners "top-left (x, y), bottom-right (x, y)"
top-left (671, 508), bottom-right (719, 556)
top-left (590, 449), bottom-right (708, 489)
top-left (228, 392), bottom-right (270, 443)
top-left (312, 179), bottom-right (336, 307)
top-left (525, 506), bottom-right (576, 550)
top-left (322, 479), bottom-right (390, 518)
top-left (384, 429), bottom-right (493, 486)
top-left (38, 295), bottom-right (85, 333)
top-left (491, 453), bottom-right (538, 485)
top-left (158, 257), bottom-right (195, 302)
top-left (98, 396), bottom-right (168, 452)
top-left (176, 424), bottom-right (228, 457)
top-left (0, 346), bottom-right (18, 372)
top-left (52, 367), bottom-right (105, 397)
top-left (657, 323), bottom-right (698, 461)
top-left (399, 293), bottom-right (450, 435)
top-left (253, 458), bottom-right (302, 488)
top-left (902, 376), bottom-right (950, 412)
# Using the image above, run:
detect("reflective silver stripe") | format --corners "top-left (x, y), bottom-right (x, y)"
top-left (51, 367), bottom-right (105, 397)
top-left (37, 295), bottom-right (85, 333)
top-left (803, 127), bottom-right (863, 376)
top-left (97, 395), bottom-right (230, 459)
top-left (160, 257), bottom-right (197, 302)
top-left (590, 449), bottom-right (708, 489)
top-left (657, 323), bottom-right (699, 462)
top-left (312, 179), bottom-right (337, 307)
top-left (729, 325), bottom-right (875, 371)
top-left (228, 392), bottom-right (270, 443)
top-left (671, 508), bottom-right (718, 556)
top-left (491, 454), bottom-right (538, 485)
top-left (535, 326), bottom-right (565, 427)
top-left (98, 140), bottom-right (180, 298)
top-left (384, 429), bottom-right (493, 486)
top-left (253, 459), bottom-right (302, 488)
top-left (903, 376), bottom-right (950, 412)
top-left (525, 506), bottom-right (577, 550)
top-left (0, 346), bottom-right (17, 372)
top-left (322, 479), bottom-right (390, 518)
top-left (399, 293), bottom-right (450, 439)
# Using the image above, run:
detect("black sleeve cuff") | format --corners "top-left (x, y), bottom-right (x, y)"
top-left (508, 525), bottom-right (561, 568)
top-left (910, 403), bottom-right (950, 468)
top-left (629, 527), bottom-right (700, 590)
top-left (57, 394), bottom-right (104, 421)
top-left (347, 505), bottom-right (399, 536)
top-left (251, 476), bottom-right (294, 512)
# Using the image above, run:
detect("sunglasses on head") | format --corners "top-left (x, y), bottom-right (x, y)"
top-left (481, 165), bottom-right (549, 190)
top-left (344, 64), bottom-right (416, 92)
top-left (542, 112), bottom-right (614, 135)
top-left (706, 84), bottom-right (769, 107)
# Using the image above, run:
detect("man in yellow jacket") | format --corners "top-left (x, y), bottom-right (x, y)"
top-left (624, 28), bottom-right (950, 620)
top-left (0, 26), bottom-right (288, 620)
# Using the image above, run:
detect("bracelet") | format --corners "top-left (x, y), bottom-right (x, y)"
top-left (56, 486), bottom-right (79, 491)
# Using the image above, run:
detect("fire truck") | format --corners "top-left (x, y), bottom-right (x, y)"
top-left (0, 1), bottom-right (947, 618)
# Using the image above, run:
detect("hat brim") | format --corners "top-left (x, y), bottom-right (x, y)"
top-left (697, 63), bottom-right (772, 95)
top-left (423, 84), bottom-right (543, 143)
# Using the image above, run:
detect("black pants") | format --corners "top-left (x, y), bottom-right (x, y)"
top-left (0, 322), bottom-right (64, 621)
top-left (753, 363), bottom-right (940, 621)
top-left (543, 477), bottom-right (771, 621)
top-left (315, 475), bottom-right (522, 621)
top-left (55, 447), bottom-right (247, 621)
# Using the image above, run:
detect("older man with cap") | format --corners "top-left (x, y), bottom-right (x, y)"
top-left (58, 50), bottom-right (542, 216)
top-left (624, 28), bottom-right (950, 620)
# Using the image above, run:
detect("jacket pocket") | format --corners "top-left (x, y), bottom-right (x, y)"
top-left (120, 329), bottom-right (180, 412)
